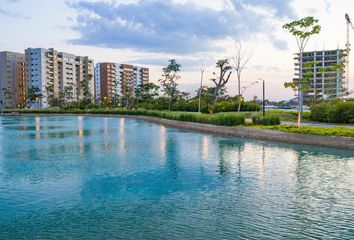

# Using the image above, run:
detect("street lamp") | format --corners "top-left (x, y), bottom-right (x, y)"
top-left (257, 78), bottom-right (266, 117)
top-left (198, 64), bottom-right (206, 114)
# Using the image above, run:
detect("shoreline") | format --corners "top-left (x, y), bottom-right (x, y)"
top-left (4, 113), bottom-right (354, 151)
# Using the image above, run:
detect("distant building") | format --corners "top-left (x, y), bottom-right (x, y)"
top-left (25, 48), bottom-right (94, 108)
top-left (94, 63), bottom-right (149, 103)
top-left (75, 56), bottom-right (94, 102)
top-left (293, 49), bottom-right (347, 102)
top-left (0, 51), bottom-right (26, 109)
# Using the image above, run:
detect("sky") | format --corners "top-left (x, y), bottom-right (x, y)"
top-left (1, 0), bottom-right (354, 101)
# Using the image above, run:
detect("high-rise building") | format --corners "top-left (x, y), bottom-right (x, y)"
top-left (294, 49), bottom-right (347, 101)
top-left (25, 48), bottom-right (94, 108)
top-left (94, 63), bottom-right (149, 103)
top-left (0, 51), bottom-right (26, 109)
top-left (58, 52), bottom-right (77, 102)
top-left (75, 56), bottom-right (94, 102)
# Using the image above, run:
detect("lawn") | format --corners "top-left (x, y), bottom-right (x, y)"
top-left (264, 110), bottom-right (313, 123)
top-left (253, 124), bottom-right (354, 137)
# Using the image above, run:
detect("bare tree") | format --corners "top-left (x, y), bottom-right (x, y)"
top-left (233, 42), bottom-right (252, 112)
top-left (211, 59), bottom-right (232, 106)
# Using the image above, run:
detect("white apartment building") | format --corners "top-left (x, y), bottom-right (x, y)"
top-left (94, 63), bottom-right (101, 103)
top-left (25, 48), bottom-right (94, 108)
top-left (58, 52), bottom-right (77, 102)
top-left (75, 56), bottom-right (94, 101)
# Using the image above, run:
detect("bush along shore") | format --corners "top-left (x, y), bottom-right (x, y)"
top-left (310, 101), bottom-right (354, 123)
top-left (4, 108), bottom-right (354, 138)
top-left (6, 109), bottom-right (246, 127)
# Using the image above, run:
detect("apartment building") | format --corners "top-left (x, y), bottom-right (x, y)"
top-left (294, 49), bottom-right (347, 101)
top-left (95, 63), bottom-right (149, 103)
top-left (58, 52), bottom-right (77, 102)
top-left (0, 51), bottom-right (26, 109)
top-left (25, 48), bottom-right (94, 108)
top-left (75, 56), bottom-right (94, 101)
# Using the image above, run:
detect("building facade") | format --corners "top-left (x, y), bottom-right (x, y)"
top-left (25, 48), bottom-right (94, 108)
top-left (0, 51), bottom-right (26, 109)
top-left (94, 63), bottom-right (149, 103)
top-left (294, 49), bottom-right (347, 101)
top-left (75, 56), bottom-right (94, 102)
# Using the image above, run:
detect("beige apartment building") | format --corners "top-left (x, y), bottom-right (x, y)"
top-left (0, 51), bottom-right (26, 109)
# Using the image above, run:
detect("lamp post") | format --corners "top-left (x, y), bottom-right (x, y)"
top-left (198, 64), bottom-right (206, 114)
top-left (257, 78), bottom-right (266, 117)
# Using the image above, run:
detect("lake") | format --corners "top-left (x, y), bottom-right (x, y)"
top-left (0, 116), bottom-right (353, 239)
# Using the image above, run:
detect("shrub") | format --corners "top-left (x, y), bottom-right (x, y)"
top-left (252, 115), bottom-right (281, 125)
top-left (311, 101), bottom-right (354, 123)
top-left (254, 125), bottom-right (354, 137)
top-left (11, 109), bottom-right (246, 127)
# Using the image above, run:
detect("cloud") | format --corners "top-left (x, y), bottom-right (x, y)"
top-left (0, 8), bottom-right (21, 18)
top-left (231, 0), bottom-right (296, 19)
top-left (68, 0), bottom-right (295, 54)
top-left (4, 0), bottom-right (21, 3)
top-left (128, 57), bottom-right (215, 69)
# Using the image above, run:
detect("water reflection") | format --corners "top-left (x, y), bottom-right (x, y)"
top-left (78, 116), bottom-right (84, 155)
top-left (159, 125), bottom-right (166, 158)
top-left (35, 116), bottom-right (40, 139)
top-left (217, 139), bottom-right (244, 177)
top-left (165, 135), bottom-right (180, 178)
top-left (118, 118), bottom-right (125, 155)
top-left (258, 146), bottom-right (266, 192)
top-left (201, 136), bottom-right (209, 161)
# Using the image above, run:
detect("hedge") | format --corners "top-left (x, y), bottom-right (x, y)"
top-left (310, 101), bottom-right (354, 123)
top-left (252, 115), bottom-right (281, 125)
top-left (6, 109), bottom-right (246, 127)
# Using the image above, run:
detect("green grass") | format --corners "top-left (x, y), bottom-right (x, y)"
top-left (253, 124), bottom-right (354, 137)
top-left (264, 110), bottom-right (312, 122)
top-left (7, 108), bottom-right (246, 127)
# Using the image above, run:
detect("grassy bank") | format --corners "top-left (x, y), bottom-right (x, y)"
top-left (265, 110), bottom-right (312, 122)
top-left (7, 109), bottom-right (246, 127)
top-left (5, 108), bottom-right (354, 138)
top-left (253, 125), bottom-right (354, 137)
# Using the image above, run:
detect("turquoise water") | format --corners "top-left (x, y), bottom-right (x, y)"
top-left (0, 116), bottom-right (353, 239)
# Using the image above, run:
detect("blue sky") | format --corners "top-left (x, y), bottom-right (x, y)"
top-left (0, 0), bottom-right (353, 100)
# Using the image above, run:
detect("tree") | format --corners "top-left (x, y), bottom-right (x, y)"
top-left (135, 82), bottom-right (160, 104)
top-left (2, 88), bottom-right (14, 109)
top-left (158, 59), bottom-right (181, 110)
top-left (26, 86), bottom-right (42, 108)
top-left (283, 16), bottom-right (321, 128)
top-left (80, 73), bottom-right (93, 106)
top-left (111, 77), bottom-right (120, 108)
top-left (121, 84), bottom-right (135, 110)
top-left (211, 59), bottom-right (232, 106)
top-left (63, 84), bottom-right (74, 105)
top-left (46, 82), bottom-right (56, 107)
top-left (233, 42), bottom-right (252, 112)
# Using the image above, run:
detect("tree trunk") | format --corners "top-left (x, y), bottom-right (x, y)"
top-left (298, 51), bottom-right (303, 128)
top-left (212, 88), bottom-right (219, 106)
top-left (237, 101), bottom-right (241, 112)
top-left (237, 74), bottom-right (241, 112)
